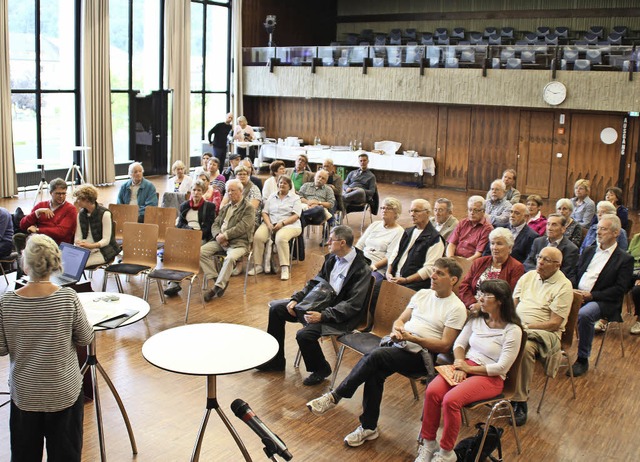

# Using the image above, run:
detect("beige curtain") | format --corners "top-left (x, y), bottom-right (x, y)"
top-left (82, 0), bottom-right (116, 185)
top-left (231, 0), bottom-right (243, 119)
top-left (0, 0), bottom-right (18, 197)
top-left (165, 0), bottom-right (191, 169)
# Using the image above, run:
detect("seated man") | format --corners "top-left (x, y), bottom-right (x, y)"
top-left (570, 214), bottom-right (633, 377)
top-left (446, 195), bottom-right (493, 261)
top-left (116, 162), bottom-right (158, 222)
top-left (306, 258), bottom-right (466, 447)
top-left (485, 179), bottom-right (512, 227)
top-left (222, 153), bottom-right (241, 181)
top-left (580, 200), bottom-right (628, 253)
top-left (385, 199), bottom-right (445, 292)
top-left (200, 179), bottom-right (255, 300)
top-left (483, 203), bottom-right (538, 263)
top-left (322, 158), bottom-right (344, 214)
top-left (285, 154), bottom-right (314, 192)
top-left (19, 178), bottom-right (77, 245)
top-left (524, 213), bottom-right (579, 284)
top-left (299, 170), bottom-right (335, 226)
top-left (257, 225), bottom-right (371, 386)
top-left (430, 198), bottom-right (458, 241)
top-left (511, 247), bottom-right (573, 426)
top-left (342, 153), bottom-right (376, 207)
top-left (486, 169), bottom-right (520, 205)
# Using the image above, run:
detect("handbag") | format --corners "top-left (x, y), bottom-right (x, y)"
top-left (294, 276), bottom-right (336, 323)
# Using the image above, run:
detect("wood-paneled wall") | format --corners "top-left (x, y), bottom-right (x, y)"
top-left (245, 96), bottom-right (639, 205)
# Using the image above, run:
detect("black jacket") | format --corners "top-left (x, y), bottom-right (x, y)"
top-left (389, 223), bottom-right (444, 290)
top-left (524, 236), bottom-right (579, 285)
top-left (177, 200), bottom-right (217, 242)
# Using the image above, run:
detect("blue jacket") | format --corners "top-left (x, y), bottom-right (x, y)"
top-left (117, 178), bottom-right (158, 217)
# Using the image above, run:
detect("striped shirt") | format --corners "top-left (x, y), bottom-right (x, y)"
top-left (0, 287), bottom-right (94, 412)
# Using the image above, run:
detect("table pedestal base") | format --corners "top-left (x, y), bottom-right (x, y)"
top-left (80, 338), bottom-right (137, 462)
top-left (191, 375), bottom-right (252, 462)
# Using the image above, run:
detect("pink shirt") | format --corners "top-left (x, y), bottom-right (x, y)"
top-left (447, 216), bottom-right (493, 258)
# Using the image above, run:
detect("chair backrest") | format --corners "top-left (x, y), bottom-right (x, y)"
top-left (371, 281), bottom-right (416, 338)
top-left (563, 48), bottom-right (579, 63)
top-left (500, 48), bottom-right (515, 62)
top-left (421, 32), bottom-right (434, 45)
top-left (607, 32), bottom-right (622, 45)
top-left (374, 34), bottom-right (386, 46)
top-left (434, 28), bottom-right (448, 38)
top-left (561, 293), bottom-right (583, 350)
top-left (612, 26), bottom-right (628, 37)
top-left (372, 57), bottom-right (385, 67)
top-left (452, 256), bottom-right (473, 295)
top-left (536, 26), bottom-right (550, 38)
top-left (555, 26), bottom-right (569, 38)
top-left (523, 32), bottom-right (538, 44)
top-left (469, 32), bottom-right (484, 45)
top-left (483, 27), bottom-right (497, 38)
top-left (574, 59), bottom-right (591, 71)
top-left (445, 57), bottom-right (459, 68)
top-left (460, 49), bottom-right (475, 63)
top-left (121, 222), bottom-right (159, 267)
top-left (583, 32), bottom-right (599, 44)
top-left (305, 254), bottom-right (326, 281)
top-left (437, 36), bottom-right (450, 45)
top-left (501, 329), bottom-right (529, 397)
top-left (501, 27), bottom-right (514, 39)
top-left (405, 28), bottom-right (417, 40)
top-left (144, 206), bottom-right (178, 243)
top-left (487, 34), bottom-right (501, 45)
top-left (520, 50), bottom-right (536, 63)
top-left (506, 57), bottom-right (522, 69)
top-left (162, 227), bottom-right (202, 274)
top-left (545, 33), bottom-right (559, 45)
top-left (585, 49), bottom-right (602, 63)
top-left (451, 27), bottom-right (465, 39)
top-left (588, 25), bottom-right (604, 38)
top-left (108, 204), bottom-right (140, 241)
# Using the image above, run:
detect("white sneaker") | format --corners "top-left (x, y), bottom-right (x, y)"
top-left (247, 265), bottom-right (264, 276)
top-left (344, 425), bottom-right (379, 447)
top-left (280, 266), bottom-right (290, 280)
top-left (594, 319), bottom-right (608, 333)
top-left (431, 449), bottom-right (456, 462)
top-left (415, 440), bottom-right (438, 462)
top-left (631, 321), bottom-right (640, 335)
top-left (306, 393), bottom-right (337, 416)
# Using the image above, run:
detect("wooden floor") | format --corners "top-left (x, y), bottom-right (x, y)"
top-left (0, 177), bottom-right (639, 461)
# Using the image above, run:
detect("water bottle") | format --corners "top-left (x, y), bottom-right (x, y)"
top-left (358, 141), bottom-right (362, 151)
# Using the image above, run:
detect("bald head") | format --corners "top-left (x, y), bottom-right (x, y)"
top-left (536, 247), bottom-right (563, 280)
top-left (509, 203), bottom-right (529, 227)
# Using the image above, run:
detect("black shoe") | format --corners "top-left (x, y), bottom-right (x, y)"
top-left (203, 288), bottom-right (217, 302)
top-left (164, 284), bottom-right (182, 297)
top-left (512, 401), bottom-right (527, 427)
top-left (256, 359), bottom-right (286, 372)
top-left (568, 359), bottom-right (589, 377)
top-left (214, 285), bottom-right (227, 298)
top-left (303, 363), bottom-right (332, 386)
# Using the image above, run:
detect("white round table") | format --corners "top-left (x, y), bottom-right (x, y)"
top-left (78, 292), bottom-right (151, 462)
top-left (142, 323), bottom-right (278, 462)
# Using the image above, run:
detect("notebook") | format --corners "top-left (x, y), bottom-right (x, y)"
top-left (50, 243), bottom-right (91, 286)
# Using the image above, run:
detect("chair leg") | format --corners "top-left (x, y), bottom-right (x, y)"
top-left (156, 279), bottom-right (166, 304)
top-left (114, 275), bottom-right (124, 293)
top-left (409, 378), bottom-right (419, 401)
top-left (294, 349), bottom-right (302, 368)
top-left (102, 273), bottom-right (109, 291)
top-left (0, 265), bottom-right (8, 286)
top-left (330, 345), bottom-right (346, 390)
top-left (185, 279), bottom-right (194, 324)
top-left (536, 376), bottom-right (551, 414)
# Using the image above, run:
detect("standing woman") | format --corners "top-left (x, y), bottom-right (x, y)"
top-left (570, 179), bottom-right (595, 227)
top-left (73, 184), bottom-right (121, 267)
top-left (605, 186), bottom-right (628, 230)
top-left (0, 234), bottom-right (94, 461)
top-left (526, 194), bottom-right (547, 236)
top-left (415, 279), bottom-right (522, 462)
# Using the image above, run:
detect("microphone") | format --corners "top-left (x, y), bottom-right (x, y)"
top-left (231, 399), bottom-right (293, 461)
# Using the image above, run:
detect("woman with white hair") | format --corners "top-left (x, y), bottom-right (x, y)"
top-left (170, 160), bottom-right (193, 194)
top-left (458, 227), bottom-right (525, 311)
top-left (556, 198), bottom-right (584, 248)
top-left (116, 162), bottom-right (158, 222)
top-left (355, 197), bottom-right (404, 279)
top-left (0, 234), bottom-right (94, 460)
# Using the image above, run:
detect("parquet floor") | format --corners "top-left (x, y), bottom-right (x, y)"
top-left (0, 177), bottom-right (638, 461)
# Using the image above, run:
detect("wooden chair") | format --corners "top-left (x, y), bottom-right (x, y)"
top-left (461, 329), bottom-right (528, 461)
top-left (144, 206), bottom-right (178, 244)
top-left (329, 281), bottom-right (416, 393)
top-left (536, 293), bottom-right (582, 413)
top-left (103, 222), bottom-right (159, 298)
top-left (452, 256), bottom-right (473, 295)
top-left (145, 227), bottom-right (204, 323)
top-left (108, 204), bottom-right (139, 243)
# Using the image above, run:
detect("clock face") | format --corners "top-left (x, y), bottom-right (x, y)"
top-left (543, 82), bottom-right (567, 106)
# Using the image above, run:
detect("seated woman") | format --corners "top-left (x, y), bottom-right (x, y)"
top-left (73, 184), bottom-right (120, 267)
top-left (458, 227), bottom-right (524, 311)
top-left (355, 197), bottom-right (404, 280)
top-left (556, 198), bottom-right (583, 248)
top-left (206, 157), bottom-right (226, 196)
top-left (0, 234), bottom-right (94, 461)
top-left (526, 194), bottom-right (547, 236)
top-left (604, 186), bottom-right (628, 231)
top-left (197, 171), bottom-right (222, 212)
top-left (248, 176), bottom-right (302, 281)
top-left (415, 279), bottom-right (523, 462)
top-left (263, 160), bottom-right (286, 201)
top-left (117, 161), bottom-right (158, 222)
top-left (570, 178), bottom-right (595, 227)
top-left (170, 160), bottom-right (193, 194)
top-left (221, 165), bottom-right (262, 228)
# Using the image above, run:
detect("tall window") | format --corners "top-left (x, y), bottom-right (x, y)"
top-left (191, 0), bottom-right (231, 155)
top-left (8, 0), bottom-right (80, 174)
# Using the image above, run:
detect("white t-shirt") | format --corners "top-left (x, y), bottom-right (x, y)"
top-left (403, 289), bottom-right (467, 340)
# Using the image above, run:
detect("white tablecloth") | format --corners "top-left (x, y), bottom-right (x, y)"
top-left (259, 144), bottom-right (435, 177)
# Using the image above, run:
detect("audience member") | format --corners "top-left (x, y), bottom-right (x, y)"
top-left (322, 159), bottom-right (344, 214)
top-left (430, 198), bottom-right (459, 241)
top-left (485, 179), bottom-right (512, 227)
top-left (72, 185), bottom-right (120, 267)
top-left (170, 160), bottom-right (193, 194)
top-left (580, 201), bottom-right (628, 254)
top-left (220, 165), bottom-right (261, 228)
top-left (196, 171), bottom-right (221, 212)
top-left (306, 258), bottom-right (467, 448)
top-left (285, 154), bottom-right (314, 192)
top-left (355, 197), bottom-right (403, 279)
top-left (262, 160), bottom-right (286, 201)
top-left (604, 186), bottom-right (628, 230)
top-left (415, 279), bottom-right (522, 462)
top-left (222, 153), bottom-right (241, 181)
top-left (628, 232), bottom-right (640, 335)
top-left (343, 153), bottom-right (377, 206)
top-left (200, 179), bottom-right (255, 300)
top-left (232, 115), bottom-right (255, 160)
top-left (556, 198), bottom-right (584, 248)
top-left (524, 214), bottom-right (579, 284)
top-left (385, 199), bottom-right (445, 292)
top-left (257, 225), bottom-right (371, 386)
top-left (249, 176), bottom-right (302, 280)
top-left (483, 203), bottom-right (538, 263)
top-left (299, 170), bottom-right (335, 227)
top-left (241, 157), bottom-right (263, 190)
top-left (206, 157), bottom-right (226, 195)
top-left (459, 228), bottom-right (525, 310)
top-left (485, 169), bottom-right (520, 205)
top-left (510, 247), bottom-right (573, 426)
top-left (19, 178), bottom-right (77, 245)
top-left (526, 194), bottom-right (547, 236)
top-left (446, 196), bottom-right (493, 261)
top-left (208, 112), bottom-right (233, 166)
top-left (571, 214), bottom-right (633, 377)
top-left (0, 234), bottom-right (94, 461)
top-left (571, 179), bottom-right (595, 227)
top-left (116, 162), bottom-right (158, 222)
top-left (0, 207), bottom-right (13, 259)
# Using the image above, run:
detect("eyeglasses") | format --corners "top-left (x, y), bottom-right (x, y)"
top-left (409, 209), bottom-right (428, 213)
top-left (468, 208), bottom-right (484, 213)
top-left (536, 255), bottom-right (560, 263)
top-left (476, 292), bottom-right (496, 299)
